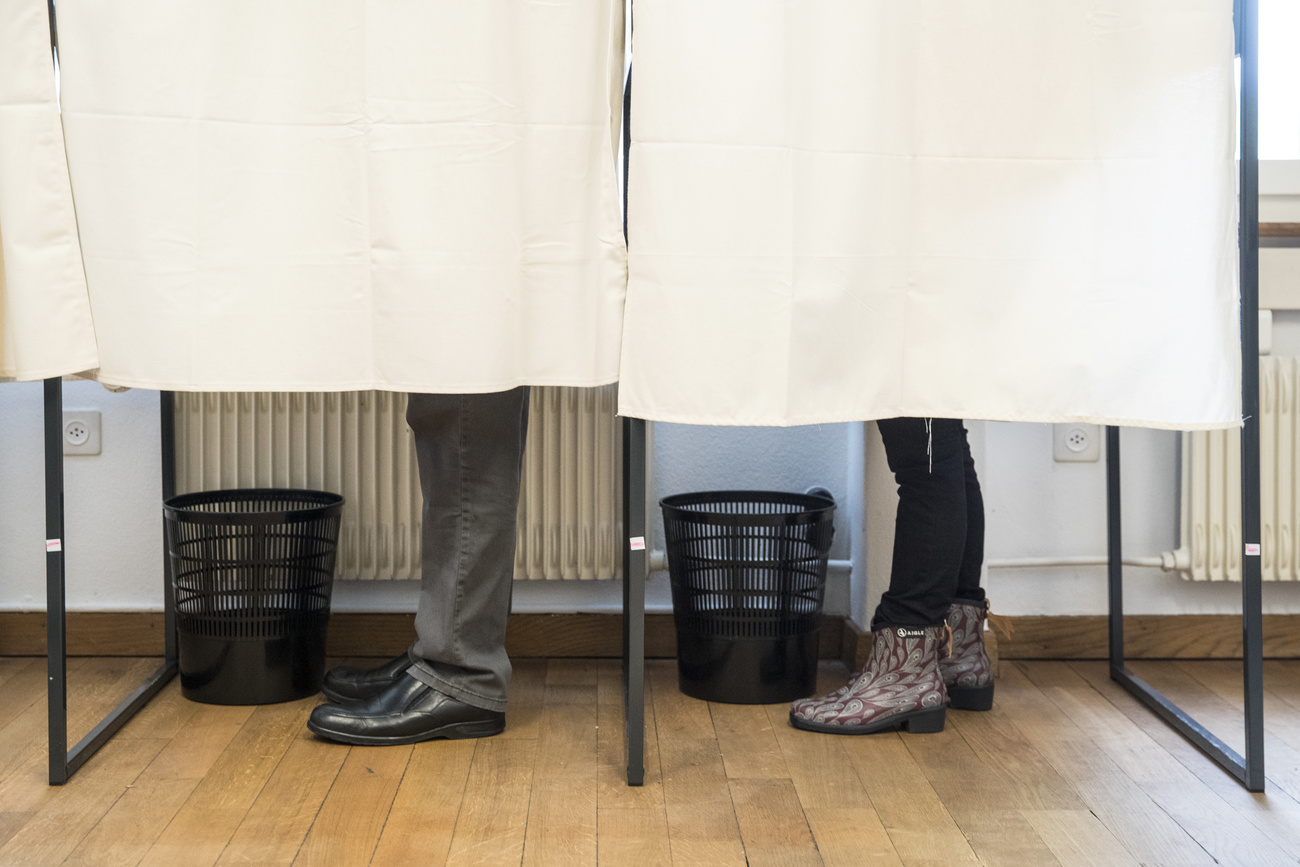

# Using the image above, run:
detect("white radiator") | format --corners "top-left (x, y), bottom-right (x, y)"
top-left (1179, 356), bottom-right (1296, 581)
top-left (174, 386), bottom-right (622, 581)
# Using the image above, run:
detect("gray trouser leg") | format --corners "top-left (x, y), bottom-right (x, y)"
top-left (405, 388), bottom-right (529, 712)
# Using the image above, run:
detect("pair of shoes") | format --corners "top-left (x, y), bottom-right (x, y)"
top-left (308, 673), bottom-right (505, 746)
top-left (321, 652), bottom-right (412, 703)
top-left (789, 624), bottom-right (948, 735)
top-left (939, 598), bottom-right (1001, 712)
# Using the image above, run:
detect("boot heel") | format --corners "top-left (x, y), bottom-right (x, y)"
top-left (947, 683), bottom-right (994, 712)
top-left (901, 706), bottom-right (946, 734)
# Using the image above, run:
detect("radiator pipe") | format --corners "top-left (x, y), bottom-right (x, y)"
top-left (648, 549), bottom-right (1185, 574)
top-left (986, 554), bottom-right (1174, 570)
top-left (645, 549), bottom-right (852, 575)
top-left (648, 550), bottom-right (1180, 573)
top-left (644, 553), bottom-right (1185, 571)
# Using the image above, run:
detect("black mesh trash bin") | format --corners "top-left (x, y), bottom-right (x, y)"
top-left (163, 488), bottom-right (344, 705)
top-left (661, 490), bottom-right (835, 704)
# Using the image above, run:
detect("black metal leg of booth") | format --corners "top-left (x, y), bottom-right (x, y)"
top-left (1238, 0), bottom-right (1269, 792)
top-left (622, 415), bottom-right (647, 787)
top-left (45, 378), bottom-right (69, 785)
top-left (160, 392), bottom-right (179, 662)
top-left (618, 34), bottom-right (645, 788)
top-left (46, 384), bottom-right (178, 785)
top-left (1106, 429), bottom-right (1264, 791)
top-left (1107, 0), bottom-right (1266, 795)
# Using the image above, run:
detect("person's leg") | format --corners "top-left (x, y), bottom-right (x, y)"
top-left (405, 387), bottom-right (529, 711)
top-left (309, 387), bottom-right (528, 744)
top-left (939, 423), bottom-right (996, 710)
top-left (952, 424), bottom-right (985, 604)
top-left (791, 418), bottom-right (967, 735)
top-left (870, 417), bottom-right (969, 629)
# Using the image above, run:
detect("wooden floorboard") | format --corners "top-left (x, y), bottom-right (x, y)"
top-left (595, 659), bottom-right (672, 866)
top-left (1070, 661), bottom-right (1300, 866)
top-left (139, 697), bottom-right (317, 867)
top-left (764, 700), bottom-right (902, 866)
top-left (522, 662), bottom-right (600, 866)
top-left (996, 663), bottom-right (1214, 866)
top-left (7, 657), bottom-right (1300, 865)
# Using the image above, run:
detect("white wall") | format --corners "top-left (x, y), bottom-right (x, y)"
top-left (978, 422), bottom-right (1278, 616)
top-left (0, 380), bottom-right (162, 611)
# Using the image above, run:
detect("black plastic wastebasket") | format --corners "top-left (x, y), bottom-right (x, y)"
top-left (661, 490), bottom-right (835, 704)
top-left (163, 488), bottom-right (344, 705)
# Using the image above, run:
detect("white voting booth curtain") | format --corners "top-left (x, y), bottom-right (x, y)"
top-left (0, 1), bottom-right (98, 381)
top-left (55, 0), bottom-right (627, 393)
top-left (619, 0), bottom-right (1241, 429)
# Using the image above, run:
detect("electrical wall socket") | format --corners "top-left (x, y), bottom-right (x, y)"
top-left (1053, 423), bottom-right (1100, 462)
top-left (63, 410), bottom-right (102, 456)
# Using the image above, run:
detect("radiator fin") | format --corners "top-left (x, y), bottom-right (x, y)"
top-left (1183, 356), bottom-right (1296, 581)
top-left (175, 386), bottom-right (621, 581)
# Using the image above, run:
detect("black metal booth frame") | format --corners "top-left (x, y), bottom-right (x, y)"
top-left (1105, 0), bottom-right (1267, 793)
top-left (46, 0), bottom-right (1264, 791)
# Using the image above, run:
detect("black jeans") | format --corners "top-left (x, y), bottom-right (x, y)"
top-left (870, 417), bottom-right (985, 630)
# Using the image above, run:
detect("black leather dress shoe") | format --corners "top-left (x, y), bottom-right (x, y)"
top-left (321, 653), bottom-right (412, 703)
top-left (307, 673), bottom-right (505, 746)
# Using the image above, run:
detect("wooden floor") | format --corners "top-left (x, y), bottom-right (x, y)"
top-left (3, 659), bottom-right (1300, 866)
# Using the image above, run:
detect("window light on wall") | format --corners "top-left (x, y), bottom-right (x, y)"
top-left (1259, 0), bottom-right (1300, 160)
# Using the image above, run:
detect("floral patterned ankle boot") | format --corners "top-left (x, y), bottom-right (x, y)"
top-left (789, 624), bottom-right (947, 735)
top-left (939, 599), bottom-right (996, 711)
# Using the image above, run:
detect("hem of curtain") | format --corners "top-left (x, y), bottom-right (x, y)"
top-left (614, 401), bottom-right (1243, 432)
top-left (84, 371), bottom-right (622, 394)
top-left (0, 359), bottom-right (101, 383)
